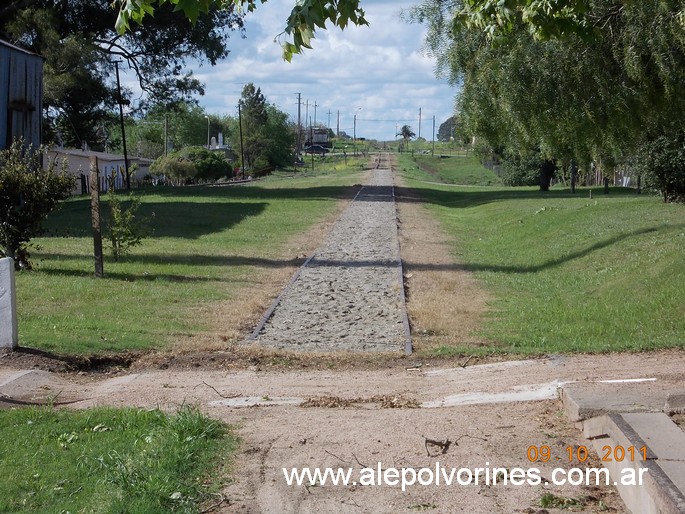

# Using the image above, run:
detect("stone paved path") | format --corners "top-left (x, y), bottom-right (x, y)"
top-left (251, 157), bottom-right (410, 352)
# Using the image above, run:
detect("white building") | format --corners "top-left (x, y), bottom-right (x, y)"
top-left (45, 148), bottom-right (153, 194)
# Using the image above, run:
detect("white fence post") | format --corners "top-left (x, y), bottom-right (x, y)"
top-left (0, 257), bottom-right (18, 350)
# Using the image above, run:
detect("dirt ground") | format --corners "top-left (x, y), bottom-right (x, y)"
top-left (2, 155), bottom-right (684, 513)
top-left (4, 352), bottom-right (685, 513)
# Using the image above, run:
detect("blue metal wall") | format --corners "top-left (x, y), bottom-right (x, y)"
top-left (0, 40), bottom-right (43, 150)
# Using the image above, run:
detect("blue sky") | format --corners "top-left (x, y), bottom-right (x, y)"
top-left (187, 0), bottom-right (458, 141)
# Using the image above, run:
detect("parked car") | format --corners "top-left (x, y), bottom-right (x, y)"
top-left (304, 145), bottom-right (330, 155)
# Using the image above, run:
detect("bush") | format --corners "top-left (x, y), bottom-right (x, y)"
top-left (500, 153), bottom-right (545, 186)
top-left (183, 148), bottom-right (231, 181)
top-left (106, 184), bottom-right (149, 261)
top-left (635, 133), bottom-right (685, 203)
top-left (150, 154), bottom-right (197, 184)
top-left (150, 147), bottom-right (231, 184)
top-left (0, 141), bottom-right (75, 269)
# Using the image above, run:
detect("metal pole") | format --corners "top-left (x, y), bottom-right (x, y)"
top-left (205, 115), bottom-right (210, 149)
top-left (296, 93), bottom-right (302, 152)
top-left (164, 114), bottom-right (168, 156)
top-left (238, 103), bottom-right (245, 179)
top-left (418, 107), bottom-right (422, 140)
top-left (432, 115), bottom-right (436, 156)
top-left (114, 61), bottom-right (130, 190)
top-left (353, 114), bottom-right (357, 156)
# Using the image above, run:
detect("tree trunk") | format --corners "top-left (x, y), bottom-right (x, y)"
top-left (539, 160), bottom-right (555, 191)
top-left (570, 160), bottom-right (577, 194)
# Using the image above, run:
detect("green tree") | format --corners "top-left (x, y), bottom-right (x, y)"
top-left (437, 116), bottom-right (457, 142)
top-left (236, 83), bottom-right (268, 171)
top-left (114, 0), bottom-right (369, 60)
top-left (0, 142), bottom-right (75, 269)
top-left (262, 105), bottom-right (297, 168)
top-left (410, 0), bottom-right (685, 199)
top-left (1, 0), bottom-right (243, 149)
top-left (397, 125), bottom-right (415, 152)
top-left (635, 131), bottom-right (685, 203)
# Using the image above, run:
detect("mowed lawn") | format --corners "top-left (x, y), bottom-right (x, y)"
top-left (0, 406), bottom-right (235, 513)
top-left (398, 154), bottom-right (685, 354)
top-left (16, 166), bottom-right (364, 355)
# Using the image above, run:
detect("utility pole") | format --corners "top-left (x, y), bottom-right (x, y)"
top-left (336, 110), bottom-right (340, 137)
top-left (113, 60), bottom-right (130, 190)
top-left (164, 114), bottom-right (168, 156)
top-left (296, 93), bottom-right (302, 152)
top-left (327, 110), bottom-right (332, 130)
top-left (353, 114), bottom-right (356, 156)
top-left (432, 115), bottom-right (436, 156)
top-left (238, 102), bottom-right (245, 179)
top-left (314, 101), bottom-right (318, 127)
top-left (418, 107), bottom-right (422, 140)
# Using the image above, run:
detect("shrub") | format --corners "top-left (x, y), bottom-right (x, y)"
top-left (0, 141), bottom-right (75, 269)
top-left (150, 154), bottom-right (197, 184)
top-left (500, 153), bottom-right (545, 186)
top-left (635, 132), bottom-right (685, 203)
top-left (150, 147), bottom-right (231, 184)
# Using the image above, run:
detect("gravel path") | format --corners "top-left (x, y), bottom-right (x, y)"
top-left (251, 157), bottom-right (410, 352)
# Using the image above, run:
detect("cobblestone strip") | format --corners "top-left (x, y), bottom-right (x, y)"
top-left (251, 162), bottom-right (410, 352)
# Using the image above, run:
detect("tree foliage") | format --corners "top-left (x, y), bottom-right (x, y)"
top-left (114, 0), bottom-right (369, 61)
top-left (106, 187), bottom-right (147, 261)
top-left (150, 147), bottom-right (231, 183)
top-left (0, 141), bottom-right (75, 269)
top-left (1, 0), bottom-right (243, 148)
top-left (634, 131), bottom-right (685, 203)
top-left (232, 83), bottom-right (295, 171)
top-left (409, 0), bottom-right (685, 199)
top-left (437, 116), bottom-right (458, 142)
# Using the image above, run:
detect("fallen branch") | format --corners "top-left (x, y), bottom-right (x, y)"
top-left (200, 493), bottom-right (226, 513)
top-left (459, 356), bottom-right (473, 368)
top-left (324, 449), bottom-right (348, 464)
top-left (455, 433), bottom-right (488, 443)
top-left (423, 436), bottom-right (452, 456)
top-left (200, 381), bottom-right (240, 399)
top-left (352, 453), bottom-right (367, 468)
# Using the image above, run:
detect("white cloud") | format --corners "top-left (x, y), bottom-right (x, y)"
top-left (192, 0), bottom-right (457, 141)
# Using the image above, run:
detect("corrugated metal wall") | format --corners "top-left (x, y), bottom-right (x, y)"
top-left (0, 40), bottom-right (43, 150)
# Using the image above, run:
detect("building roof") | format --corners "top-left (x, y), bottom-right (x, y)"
top-left (48, 147), bottom-right (153, 164)
top-left (0, 39), bottom-right (44, 59)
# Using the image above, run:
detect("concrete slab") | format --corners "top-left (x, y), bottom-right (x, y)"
top-left (621, 412), bottom-right (685, 461)
top-left (0, 369), bottom-right (82, 404)
top-left (560, 381), bottom-right (669, 422)
top-left (563, 373), bottom-right (685, 514)
top-left (665, 392), bottom-right (685, 414)
top-left (422, 381), bottom-right (559, 408)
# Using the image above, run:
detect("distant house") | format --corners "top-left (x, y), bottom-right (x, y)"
top-left (0, 39), bottom-right (43, 150)
top-left (45, 148), bottom-right (152, 195)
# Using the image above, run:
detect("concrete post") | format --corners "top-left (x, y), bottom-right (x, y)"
top-left (0, 257), bottom-right (19, 350)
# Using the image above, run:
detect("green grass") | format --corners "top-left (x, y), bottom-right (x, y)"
top-left (401, 159), bottom-right (685, 354)
top-left (397, 152), bottom-right (501, 186)
top-left (0, 406), bottom-right (236, 513)
top-left (17, 165), bottom-right (363, 354)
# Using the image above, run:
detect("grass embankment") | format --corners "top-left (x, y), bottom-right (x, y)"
top-left (397, 153), bottom-right (685, 354)
top-left (17, 164), bottom-right (364, 355)
top-left (0, 406), bottom-right (235, 513)
top-left (399, 153), bottom-right (501, 186)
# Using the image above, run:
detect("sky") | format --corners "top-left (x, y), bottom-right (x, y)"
top-left (188, 0), bottom-right (458, 142)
